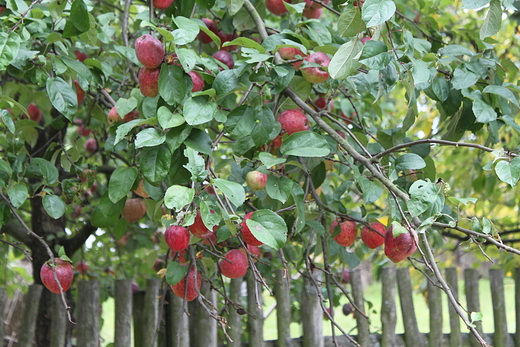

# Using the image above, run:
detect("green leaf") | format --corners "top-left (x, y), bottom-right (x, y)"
top-left (266, 176), bottom-right (293, 203)
top-left (291, 182), bottom-right (306, 234)
top-left (108, 167), bottom-right (138, 203)
top-left (159, 65), bottom-right (187, 105)
top-left (43, 195), bottom-right (66, 219)
top-left (395, 153), bottom-right (426, 170)
top-left (213, 178), bottom-right (246, 208)
top-left (495, 158), bottom-right (520, 187)
top-left (63, 0), bottom-right (90, 38)
top-left (329, 40), bottom-right (363, 80)
top-left (0, 159), bottom-right (12, 177)
top-left (280, 132), bottom-right (331, 157)
top-left (57, 246), bottom-right (72, 263)
top-left (0, 32), bottom-right (21, 70)
top-left (359, 41), bottom-right (392, 70)
top-left (470, 311), bottom-right (483, 322)
top-left (114, 119), bottom-right (150, 146)
top-left (32, 158), bottom-right (59, 185)
top-left (224, 37), bottom-right (264, 53)
top-left (448, 196), bottom-right (478, 205)
top-left (225, 0), bottom-right (245, 15)
top-left (462, 0), bottom-right (490, 9)
top-left (46, 77), bottom-right (78, 121)
top-left (213, 70), bottom-right (239, 97)
top-left (245, 210), bottom-right (287, 249)
top-left (407, 179), bottom-right (444, 218)
top-left (183, 97), bottom-right (217, 125)
top-left (115, 97), bottom-right (138, 118)
top-left (91, 193), bottom-right (126, 228)
top-left (258, 152), bottom-right (286, 168)
top-left (172, 17), bottom-right (199, 45)
top-left (8, 184), bottom-right (28, 208)
top-left (165, 262), bottom-right (189, 285)
top-left (135, 128), bottom-right (166, 148)
top-left (157, 107), bottom-right (185, 129)
top-left (0, 109), bottom-right (15, 134)
top-left (361, 0), bottom-right (396, 28)
top-left (359, 176), bottom-right (383, 204)
top-left (391, 221), bottom-right (408, 237)
top-left (183, 147), bottom-right (208, 182)
top-left (480, 0), bottom-right (501, 40)
top-left (185, 128), bottom-right (213, 155)
top-left (483, 85), bottom-right (519, 107)
top-left (432, 77), bottom-right (450, 102)
top-left (338, 7), bottom-right (365, 37)
top-left (164, 185), bottom-right (195, 211)
top-left (139, 144), bottom-right (171, 185)
top-left (451, 68), bottom-right (479, 90)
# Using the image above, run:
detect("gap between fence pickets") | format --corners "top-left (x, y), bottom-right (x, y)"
top-left (0, 266), bottom-right (516, 346)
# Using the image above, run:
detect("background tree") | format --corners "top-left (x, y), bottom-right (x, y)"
top-left (1, 0), bottom-right (520, 345)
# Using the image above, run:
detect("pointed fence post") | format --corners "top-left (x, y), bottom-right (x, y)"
top-left (380, 266), bottom-right (397, 347)
top-left (247, 272), bottom-right (265, 347)
top-left (464, 269), bottom-right (484, 347)
top-left (427, 274), bottom-right (443, 347)
top-left (351, 268), bottom-right (370, 346)
top-left (227, 278), bottom-right (243, 347)
top-left (143, 279), bottom-right (160, 347)
top-left (515, 268), bottom-right (520, 347)
top-left (489, 269), bottom-right (511, 347)
top-left (50, 293), bottom-right (68, 347)
top-left (0, 288), bottom-right (6, 345)
top-left (196, 281), bottom-right (217, 347)
top-left (275, 269), bottom-right (293, 347)
top-left (168, 291), bottom-right (190, 347)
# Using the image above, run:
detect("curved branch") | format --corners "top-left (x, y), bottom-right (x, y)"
top-left (371, 138), bottom-right (515, 161)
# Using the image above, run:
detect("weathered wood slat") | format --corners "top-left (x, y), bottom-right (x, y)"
top-left (427, 274), bottom-right (443, 347)
top-left (76, 281), bottom-right (100, 347)
top-left (490, 269), bottom-right (511, 347)
top-left (114, 279), bottom-right (132, 347)
top-left (0, 288), bottom-right (7, 345)
top-left (396, 268), bottom-right (425, 347)
top-left (197, 281), bottom-right (217, 347)
top-left (247, 272), bottom-right (265, 347)
top-left (167, 291), bottom-right (190, 347)
top-left (464, 269), bottom-right (483, 347)
top-left (351, 268), bottom-right (370, 346)
top-left (227, 278), bottom-right (242, 347)
top-left (17, 284), bottom-right (43, 347)
top-left (381, 266), bottom-right (397, 347)
top-left (515, 268), bottom-right (520, 347)
top-left (445, 267), bottom-right (461, 347)
top-left (143, 279), bottom-right (160, 347)
top-left (133, 288), bottom-right (146, 346)
top-left (50, 293), bottom-right (67, 347)
top-left (275, 269), bottom-right (293, 347)
top-left (301, 271), bottom-right (323, 347)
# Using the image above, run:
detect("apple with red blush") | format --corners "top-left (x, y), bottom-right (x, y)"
top-left (40, 258), bottom-right (74, 294)
top-left (27, 103), bottom-right (42, 123)
top-left (134, 34), bottom-right (165, 69)
top-left (165, 225), bottom-right (190, 252)
top-left (199, 18), bottom-right (219, 44)
top-left (171, 267), bottom-right (202, 301)
top-left (330, 219), bottom-right (357, 247)
top-left (121, 198), bottom-right (146, 223)
top-left (246, 171), bottom-right (268, 191)
top-left (84, 138), bottom-right (97, 153)
top-left (360, 221), bottom-right (386, 249)
top-left (301, 52), bottom-right (330, 83)
top-left (153, 0), bottom-right (174, 10)
top-left (266, 0), bottom-right (292, 15)
top-left (278, 47), bottom-right (307, 69)
top-left (213, 50), bottom-right (234, 69)
top-left (219, 249), bottom-right (249, 279)
top-left (384, 226), bottom-right (418, 263)
top-left (138, 66), bottom-right (161, 97)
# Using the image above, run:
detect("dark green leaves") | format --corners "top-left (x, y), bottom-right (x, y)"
top-left (63, 0), bottom-right (90, 38)
top-left (266, 175), bottom-right (293, 203)
top-left (159, 65), bottom-right (187, 105)
top-left (32, 158), bottom-right (59, 185)
top-left (140, 144), bottom-right (171, 185)
top-left (43, 195), bottom-right (66, 219)
top-left (46, 77), bottom-right (78, 121)
top-left (407, 179), bottom-right (445, 218)
top-left (213, 70), bottom-right (239, 97)
top-left (166, 262), bottom-right (189, 285)
top-left (183, 97), bottom-right (217, 125)
top-left (108, 167), bottom-right (138, 203)
top-left (8, 184), bottom-right (28, 208)
top-left (0, 32), bottom-right (21, 70)
top-left (395, 153), bottom-right (426, 171)
top-left (245, 210), bottom-right (287, 249)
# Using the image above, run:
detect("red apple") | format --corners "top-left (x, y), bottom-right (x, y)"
top-left (219, 249), bottom-right (249, 279)
top-left (188, 71), bottom-right (204, 92)
top-left (75, 261), bottom-right (89, 275)
top-left (213, 50), bottom-right (234, 69)
top-left (384, 226), bottom-right (418, 263)
top-left (107, 106), bottom-right (140, 125)
top-left (0, 6), bottom-right (6, 15)
top-left (27, 103), bottom-right (42, 123)
top-left (121, 198), bottom-right (146, 223)
top-left (241, 211), bottom-right (263, 246)
top-left (246, 171), bottom-right (268, 191)
top-left (199, 18), bottom-right (219, 44)
top-left (330, 219), bottom-right (357, 247)
top-left (301, 52), bottom-right (330, 83)
top-left (40, 258), bottom-right (74, 294)
top-left (134, 34), bottom-right (165, 69)
top-left (278, 109), bottom-right (310, 135)
top-left (360, 37), bottom-right (371, 44)
top-left (361, 222), bottom-right (386, 249)
top-left (343, 303), bottom-right (353, 316)
top-left (138, 66), bottom-right (161, 97)
top-left (303, 6), bottom-right (322, 19)
top-left (153, 0), bottom-right (174, 9)
top-left (278, 47), bottom-right (306, 69)
top-left (266, 0), bottom-right (292, 15)
top-left (165, 225), bottom-right (190, 252)
top-left (75, 50), bottom-right (88, 62)
top-left (189, 210), bottom-right (217, 239)
top-left (170, 267), bottom-right (202, 301)
top-left (74, 79), bottom-right (86, 105)
top-left (84, 138), bottom-right (97, 153)
top-left (218, 31), bottom-right (238, 51)
top-left (247, 245), bottom-right (262, 258)
top-left (341, 269), bottom-right (351, 283)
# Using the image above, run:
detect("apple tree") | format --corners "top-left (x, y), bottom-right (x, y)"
top-left (1, 0), bottom-right (520, 345)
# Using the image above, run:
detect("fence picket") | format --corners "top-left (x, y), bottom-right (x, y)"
top-left (247, 272), bottom-right (265, 347)
top-left (351, 268), bottom-right (369, 346)
top-left (227, 278), bottom-right (243, 347)
top-left (114, 279), bottom-right (133, 347)
top-left (17, 284), bottom-right (43, 347)
top-left (396, 268), bottom-right (425, 347)
top-left (445, 267), bottom-right (461, 347)
top-left (490, 269), bottom-right (510, 347)
top-left (0, 288), bottom-right (6, 345)
top-left (427, 274), bottom-right (443, 347)
top-left (464, 269), bottom-right (483, 347)
top-left (76, 281), bottom-right (100, 347)
top-left (50, 293), bottom-right (67, 347)
top-left (133, 288), bottom-right (146, 346)
top-left (167, 291), bottom-right (190, 347)
top-left (274, 269), bottom-right (293, 347)
top-left (197, 281), bottom-right (217, 347)
top-left (381, 266), bottom-right (397, 347)
top-left (301, 271), bottom-right (323, 347)
top-left (516, 268), bottom-right (520, 347)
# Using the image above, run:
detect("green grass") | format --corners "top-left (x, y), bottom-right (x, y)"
top-left (99, 276), bottom-right (516, 345)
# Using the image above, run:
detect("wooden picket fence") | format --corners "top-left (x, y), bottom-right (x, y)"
top-left (1, 266), bottom-right (518, 347)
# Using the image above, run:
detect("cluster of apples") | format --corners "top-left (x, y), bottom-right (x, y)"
top-left (266, 0), bottom-right (331, 19)
top-left (330, 220), bottom-right (418, 263)
top-left (278, 46), bottom-right (330, 84)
